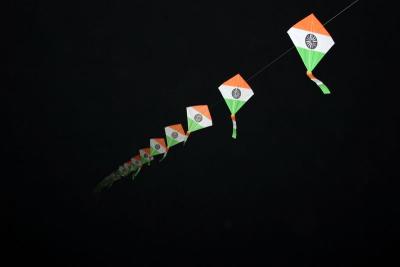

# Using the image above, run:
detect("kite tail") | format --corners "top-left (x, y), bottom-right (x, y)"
top-left (133, 167), bottom-right (141, 179)
top-left (160, 150), bottom-right (168, 162)
top-left (183, 132), bottom-right (190, 146)
top-left (307, 71), bottom-right (331, 95)
top-left (231, 114), bottom-right (237, 139)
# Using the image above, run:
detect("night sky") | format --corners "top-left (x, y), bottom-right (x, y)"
top-left (8, 0), bottom-right (399, 266)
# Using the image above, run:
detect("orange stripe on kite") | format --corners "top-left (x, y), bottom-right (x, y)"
top-left (168, 124), bottom-right (186, 135)
top-left (222, 74), bottom-right (251, 89)
top-left (140, 148), bottom-right (150, 154)
top-left (292, 13), bottom-right (331, 36)
top-left (191, 105), bottom-right (212, 121)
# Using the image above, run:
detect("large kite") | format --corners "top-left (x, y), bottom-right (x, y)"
top-left (218, 74), bottom-right (254, 139)
top-left (185, 105), bottom-right (213, 144)
top-left (287, 13), bottom-right (335, 94)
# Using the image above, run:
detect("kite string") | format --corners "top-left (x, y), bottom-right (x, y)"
top-left (246, 0), bottom-right (360, 82)
top-left (195, 0), bottom-right (361, 111)
top-left (324, 0), bottom-right (360, 25)
top-left (247, 47), bottom-right (294, 81)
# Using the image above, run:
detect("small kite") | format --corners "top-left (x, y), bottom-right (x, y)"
top-left (218, 74), bottom-right (254, 139)
top-left (139, 148), bottom-right (152, 166)
top-left (124, 160), bottom-right (138, 177)
top-left (150, 138), bottom-right (167, 157)
top-left (93, 172), bottom-right (121, 193)
top-left (287, 13), bottom-right (335, 94)
top-left (161, 123), bottom-right (186, 160)
top-left (117, 165), bottom-right (128, 177)
top-left (131, 154), bottom-right (143, 178)
top-left (121, 162), bottom-right (133, 177)
top-left (185, 105), bottom-right (213, 144)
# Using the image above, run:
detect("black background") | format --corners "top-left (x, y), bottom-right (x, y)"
top-left (7, 0), bottom-right (399, 266)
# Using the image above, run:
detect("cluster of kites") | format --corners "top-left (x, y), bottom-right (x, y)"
top-left (94, 13), bottom-right (337, 192)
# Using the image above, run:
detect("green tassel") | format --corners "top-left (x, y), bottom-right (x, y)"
top-left (319, 84), bottom-right (331, 95)
top-left (133, 167), bottom-right (141, 179)
top-left (159, 151), bottom-right (168, 162)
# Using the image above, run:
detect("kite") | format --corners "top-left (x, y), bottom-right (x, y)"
top-left (117, 165), bottom-right (128, 177)
top-left (150, 138), bottom-right (167, 157)
top-left (161, 123), bottom-right (186, 160)
top-left (218, 74), bottom-right (254, 139)
top-left (184, 105), bottom-right (213, 144)
top-left (121, 162), bottom-right (133, 177)
top-left (124, 160), bottom-right (138, 177)
top-left (131, 154), bottom-right (143, 178)
top-left (287, 13), bottom-right (335, 94)
top-left (139, 148), bottom-right (152, 166)
top-left (94, 160), bottom-right (137, 192)
top-left (93, 172), bottom-right (121, 193)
